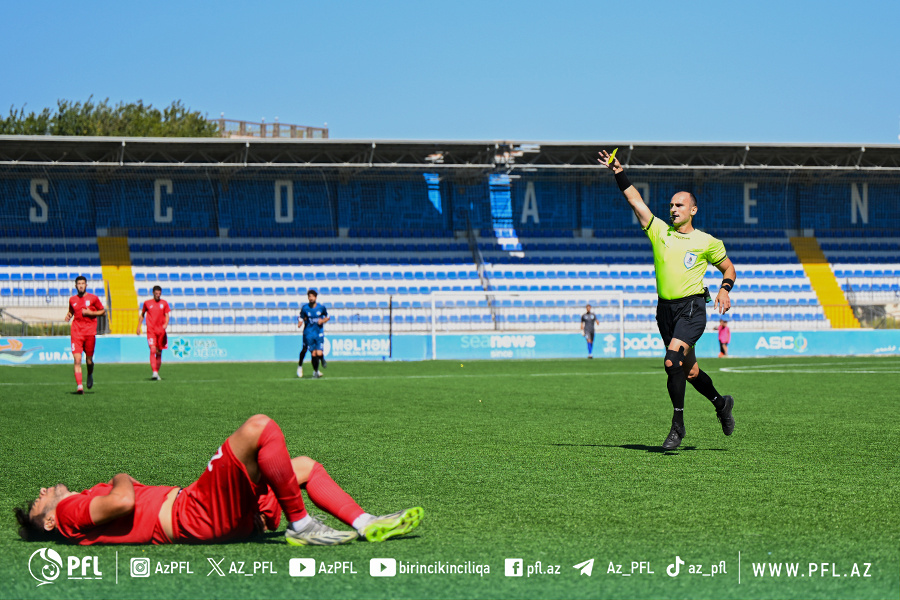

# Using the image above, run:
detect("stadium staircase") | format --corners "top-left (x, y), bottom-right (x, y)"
top-left (790, 236), bottom-right (859, 328)
top-left (97, 237), bottom-right (139, 334)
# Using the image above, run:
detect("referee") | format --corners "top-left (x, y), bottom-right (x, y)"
top-left (599, 149), bottom-right (736, 450)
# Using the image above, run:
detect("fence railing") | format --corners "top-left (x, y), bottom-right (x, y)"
top-left (845, 289), bottom-right (900, 306)
top-left (0, 315), bottom-right (71, 337)
top-left (1, 285), bottom-right (106, 307)
top-left (852, 304), bottom-right (900, 329)
top-left (214, 119), bottom-right (328, 139)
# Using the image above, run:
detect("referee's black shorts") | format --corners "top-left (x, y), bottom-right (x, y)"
top-left (656, 294), bottom-right (707, 348)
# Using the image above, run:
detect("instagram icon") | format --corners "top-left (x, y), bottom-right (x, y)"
top-left (130, 557), bottom-right (151, 578)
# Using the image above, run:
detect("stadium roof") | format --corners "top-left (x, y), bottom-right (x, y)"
top-left (0, 136), bottom-right (898, 171)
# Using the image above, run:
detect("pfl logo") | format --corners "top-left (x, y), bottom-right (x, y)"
top-left (28, 548), bottom-right (103, 587)
top-left (29, 548), bottom-right (63, 587)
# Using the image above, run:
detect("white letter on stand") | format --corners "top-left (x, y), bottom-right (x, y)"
top-left (743, 182), bottom-right (758, 225)
top-left (520, 182), bottom-right (540, 224)
top-left (29, 179), bottom-right (49, 223)
top-left (275, 180), bottom-right (293, 223)
top-left (154, 179), bottom-right (173, 223)
top-left (851, 183), bottom-right (868, 225)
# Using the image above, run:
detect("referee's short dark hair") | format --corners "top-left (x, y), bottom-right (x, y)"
top-left (152, 285), bottom-right (162, 293)
top-left (687, 192), bottom-right (698, 207)
top-left (307, 289), bottom-right (318, 297)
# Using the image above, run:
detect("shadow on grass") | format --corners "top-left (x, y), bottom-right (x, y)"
top-left (259, 531), bottom-right (422, 544)
top-left (549, 443), bottom-right (727, 455)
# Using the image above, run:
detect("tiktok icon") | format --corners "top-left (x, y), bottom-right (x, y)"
top-left (667, 556), bottom-right (685, 577)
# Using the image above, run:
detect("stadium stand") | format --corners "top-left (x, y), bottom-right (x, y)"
top-left (822, 232), bottom-right (900, 321)
top-left (1, 139), bottom-right (898, 335)
top-left (112, 226), bottom-right (824, 334)
top-left (0, 238), bottom-right (105, 317)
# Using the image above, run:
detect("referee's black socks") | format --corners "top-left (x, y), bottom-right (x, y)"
top-left (689, 369), bottom-right (726, 411)
top-left (312, 356), bottom-right (320, 371)
top-left (664, 349), bottom-right (687, 420)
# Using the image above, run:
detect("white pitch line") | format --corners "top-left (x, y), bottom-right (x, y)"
top-left (280, 370), bottom-right (663, 381)
top-left (5, 361), bottom-right (899, 386)
top-left (529, 371), bottom-right (661, 377)
top-left (719, 357), bottom-right (900, 372)
top-left (0, 371), bottom-right (664, 386)
top-left (720, 369), bottom-right (900, 374)
top-left (0, 379), bottom-right (230, 386)
top-left (719, 360), bottom-right (900, 374)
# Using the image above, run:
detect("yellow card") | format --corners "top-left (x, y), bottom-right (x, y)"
top-left (607, 148), bottom-right (618, 165)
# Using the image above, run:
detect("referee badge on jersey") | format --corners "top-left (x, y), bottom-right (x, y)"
top-left (683, 251), bottom-right (698, 269)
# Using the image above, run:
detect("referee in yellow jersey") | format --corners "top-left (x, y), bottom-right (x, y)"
top-left (599, 149), bottom-right (737, 450)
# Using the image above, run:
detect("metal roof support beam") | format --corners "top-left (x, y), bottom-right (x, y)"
top-left (1, 137), bottom-right (899, 171)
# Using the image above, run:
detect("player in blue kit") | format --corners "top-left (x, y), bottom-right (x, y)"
top-left (580, 304), bottom-right (597, 359)
top-left (297, 290), bottom-right (329, 379)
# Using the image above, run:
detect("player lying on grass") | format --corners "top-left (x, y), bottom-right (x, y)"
top-left (15, 414), bottom-right (423, 546)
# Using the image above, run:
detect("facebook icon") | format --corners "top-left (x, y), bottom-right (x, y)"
top-left (505, 558), bottom-right (523, 577)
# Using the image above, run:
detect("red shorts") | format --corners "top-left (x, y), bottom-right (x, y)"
top-left (71, 335), bottom-right (96, 357)
top-left (170, 439), bottom-right (280, 543)
top-left (147, 331), bottom-right (168, 351)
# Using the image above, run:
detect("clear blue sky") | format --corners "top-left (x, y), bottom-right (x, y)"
top-left (2, 0), bottom-right (897, 143)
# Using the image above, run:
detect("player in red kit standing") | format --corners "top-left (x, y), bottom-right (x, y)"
top-left (137, 285), bottom-right (171, 380)
top-left (65, 276), bottom-right (105, 394)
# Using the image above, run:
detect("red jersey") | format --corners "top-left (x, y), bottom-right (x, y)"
top-left (55, 482), bottom-right (178, 545)
top-left (68, 293), bottom-right (104, 338)
top-left (142, 299), bottom-right (171, 333)
top-left (54, 441), bottom-right (281, 545)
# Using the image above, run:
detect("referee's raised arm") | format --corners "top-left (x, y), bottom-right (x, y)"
top-left (598, 150), bottom-right (653, 229)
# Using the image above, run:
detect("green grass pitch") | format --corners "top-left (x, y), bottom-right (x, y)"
top-left (1, 356), bottom-right (898, 599)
